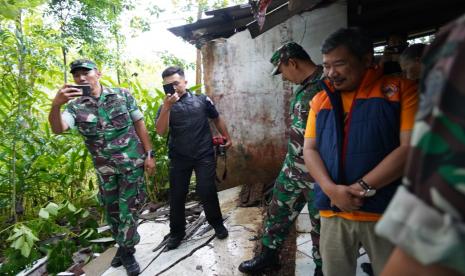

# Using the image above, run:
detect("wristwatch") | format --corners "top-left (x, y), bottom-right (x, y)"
top-left (145, 150), bottom-right (155, 159)
top-left (357, 179), bottom-right (376, 197)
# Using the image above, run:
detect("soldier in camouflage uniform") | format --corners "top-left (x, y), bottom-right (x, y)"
top-left (239, 42), bottom-right (323, 275)
top-left (376, 14), bottom-right (465, 276)
top-left (48, 59), bottom-right (155, 276)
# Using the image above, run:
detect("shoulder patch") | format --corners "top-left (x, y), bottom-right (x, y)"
top-left (382, 83), bottom-right (399, 98)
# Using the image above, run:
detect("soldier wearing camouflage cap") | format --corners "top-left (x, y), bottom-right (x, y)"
top-left (49, 59), bottom-right (155, 276)
top-left (239, 42), bottom-right (324, 275)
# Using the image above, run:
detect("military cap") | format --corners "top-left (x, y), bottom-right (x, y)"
top-left (270, 42), bottom-right (307, 75)
top-left (70, 59), bottom-right (98, 73)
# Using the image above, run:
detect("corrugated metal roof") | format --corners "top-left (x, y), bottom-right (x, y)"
top-left (168, 0), bottom-right (465, 48)
top-left (168, 0), bottom-right (324, 48)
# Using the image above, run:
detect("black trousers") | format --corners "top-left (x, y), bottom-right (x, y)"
top-left (169, 155), bottom-right (223, 237)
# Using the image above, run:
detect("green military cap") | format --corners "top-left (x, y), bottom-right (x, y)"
top-left (270, 42), bottom-right (307, 75)
top-left (69, 59), bottom-right (98, 73)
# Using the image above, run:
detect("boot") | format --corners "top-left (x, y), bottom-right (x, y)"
top-left (120, 247), bottom-right (140, 276)
top-left (238, 247), bottom-right (280, 274)
top-left (314, 266), bottom-right (324, 276)
top-left (111, 246), bottom-right (135, 268)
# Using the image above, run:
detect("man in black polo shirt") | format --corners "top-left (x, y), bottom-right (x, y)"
top-left (156, 66), bottom-right (232, 250)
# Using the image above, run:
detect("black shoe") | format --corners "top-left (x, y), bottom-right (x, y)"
top-left (361, 262), bottom-right (374, 276)
top-left (166, 233), bottom-right (184, 250)
top-left (214, 224), bottom-right (228, 239)
top-left (238, 247), bottom-right (280, 274)
top-left (120, 247), bottom-right (140, 276)
top-left (111, 246), bottom-right (135, 268)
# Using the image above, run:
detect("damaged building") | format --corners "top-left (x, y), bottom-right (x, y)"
top-left (168, 0), bottom-right (465, 205)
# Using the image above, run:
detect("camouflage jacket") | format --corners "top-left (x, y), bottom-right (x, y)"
top-left (375, 16), bottom-right (465, 274)
top-left (63, 87), bottom-right (145, 175)
top-left (406, 15), bottom-right (465, 221)
top-left (283, 66), bottom-right (323, 178)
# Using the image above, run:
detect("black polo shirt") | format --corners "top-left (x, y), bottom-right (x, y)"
top-left (156, 92), bottom-right (219, 160)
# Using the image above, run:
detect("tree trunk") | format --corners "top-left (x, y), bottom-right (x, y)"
top-left (62, 46), bottom-right (68, 83)
top-left (195, 4), bottom-right (202, 87)
top-left (11, 10), bottom-right (26, 222)
top-left (112, 5), bottom-right (122, 85)
top-left (115, 33), bottom-right (122, 85)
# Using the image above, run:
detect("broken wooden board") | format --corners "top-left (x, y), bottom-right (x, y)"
top-left (82, 247), bottom-right (117, 276)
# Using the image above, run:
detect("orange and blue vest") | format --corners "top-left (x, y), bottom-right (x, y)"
top-left (311, 67), bottom-right (417, 214)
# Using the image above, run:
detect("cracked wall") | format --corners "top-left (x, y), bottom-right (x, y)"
top-left (202, 1), bottom-right (348, 193)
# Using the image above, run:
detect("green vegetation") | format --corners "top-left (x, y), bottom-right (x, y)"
top-left (0, 0), bottom-right (246, 274)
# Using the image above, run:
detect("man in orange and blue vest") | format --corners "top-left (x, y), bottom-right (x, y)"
top-left (302, 28), bottom-right (418, 276)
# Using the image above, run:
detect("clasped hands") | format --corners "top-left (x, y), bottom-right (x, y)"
top-left (327, 183), bottom-right (366, 212)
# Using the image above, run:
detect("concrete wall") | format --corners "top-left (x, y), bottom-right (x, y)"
top-left (203, 1), bottom-right (347, 191)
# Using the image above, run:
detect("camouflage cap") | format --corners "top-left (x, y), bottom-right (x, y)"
top-left (70, 59), bottom-right (97, 73)
top-left (270, 42), bottom-right (307, 75)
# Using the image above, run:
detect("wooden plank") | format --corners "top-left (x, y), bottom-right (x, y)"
top-left (82, 247), bottom-right (116, 276)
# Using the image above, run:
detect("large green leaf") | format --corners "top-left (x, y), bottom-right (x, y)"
top-left (45, 202), bottom-right (59, 216)
top-left (38, 208), bottom-right (49, 219)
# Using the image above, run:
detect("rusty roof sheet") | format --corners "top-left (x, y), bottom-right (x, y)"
top-left (168, 0), bottom-right (325, 48)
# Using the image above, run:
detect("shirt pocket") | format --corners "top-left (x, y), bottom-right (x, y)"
top-left (107, 99), bottom-right (130, 129)
top-left (76, 115), bottom-right (97, 136)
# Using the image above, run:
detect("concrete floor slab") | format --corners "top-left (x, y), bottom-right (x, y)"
top-left (142, 232), bottom-right (215, 275)
top-left (161, 207), bottom-right (263, 276)
top-left (300, 204), bottom-right (309, 214)
top-left (100, 221), bottom-right (170, 276)
top-left (296, 233), bottom-right (312, 246)
top-left (297, 240), bottom-right (313, 258)
top-left (96, 186), bottom-right (263, 276)
top-left (296, 250), bottom-right (316, 276)
top-left (142, 188), bottom-right (262, 276)
top-left (296, 213), bottom-right (312, 233)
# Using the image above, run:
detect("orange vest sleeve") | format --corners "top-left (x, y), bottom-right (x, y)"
top-left (400, 81), bottom-right (419, 131)
top-left (305, 102), bottom-right (317, 138)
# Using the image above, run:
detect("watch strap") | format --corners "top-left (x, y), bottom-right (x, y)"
top-left (357, 179), bottom-right (372, 190)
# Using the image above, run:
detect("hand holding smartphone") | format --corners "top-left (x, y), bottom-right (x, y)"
top-left (163, 83), bottom-right (175, 95)
top-left (69, 84), bottom-right (91, 96)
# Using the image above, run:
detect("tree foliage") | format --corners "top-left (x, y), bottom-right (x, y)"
top-left (0, 0), bottom-right (236, 273)
top-left (0, 0), bottom-right (164, 275)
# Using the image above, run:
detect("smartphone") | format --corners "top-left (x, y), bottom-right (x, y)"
top-left (163, 83), bottom-right (175, 95)
top-left (69, 85), bottom-right (91, 96)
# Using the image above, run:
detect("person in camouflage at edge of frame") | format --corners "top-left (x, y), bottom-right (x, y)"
top-left (239, 42), bottom-right (323, 276)
top-left (48, 59), bottom-right (155, 276)
top-left (376, 14), bottom-right (465, 276)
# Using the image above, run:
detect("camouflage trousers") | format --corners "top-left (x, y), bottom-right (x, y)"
top-left (97, 166), bottom-right (146, 248)
top-left (262, 166), bottom-right (322, 268)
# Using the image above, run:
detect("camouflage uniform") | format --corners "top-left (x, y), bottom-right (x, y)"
top-left (262, 65), bottom-right (323, 269)
top-left (376, 14), bottom-right (465, 274)
top-left (63, 87), bottom-right (146, 248)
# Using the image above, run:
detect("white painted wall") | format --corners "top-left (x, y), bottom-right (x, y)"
top-left (203, 1), bottom-right (348, 190)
